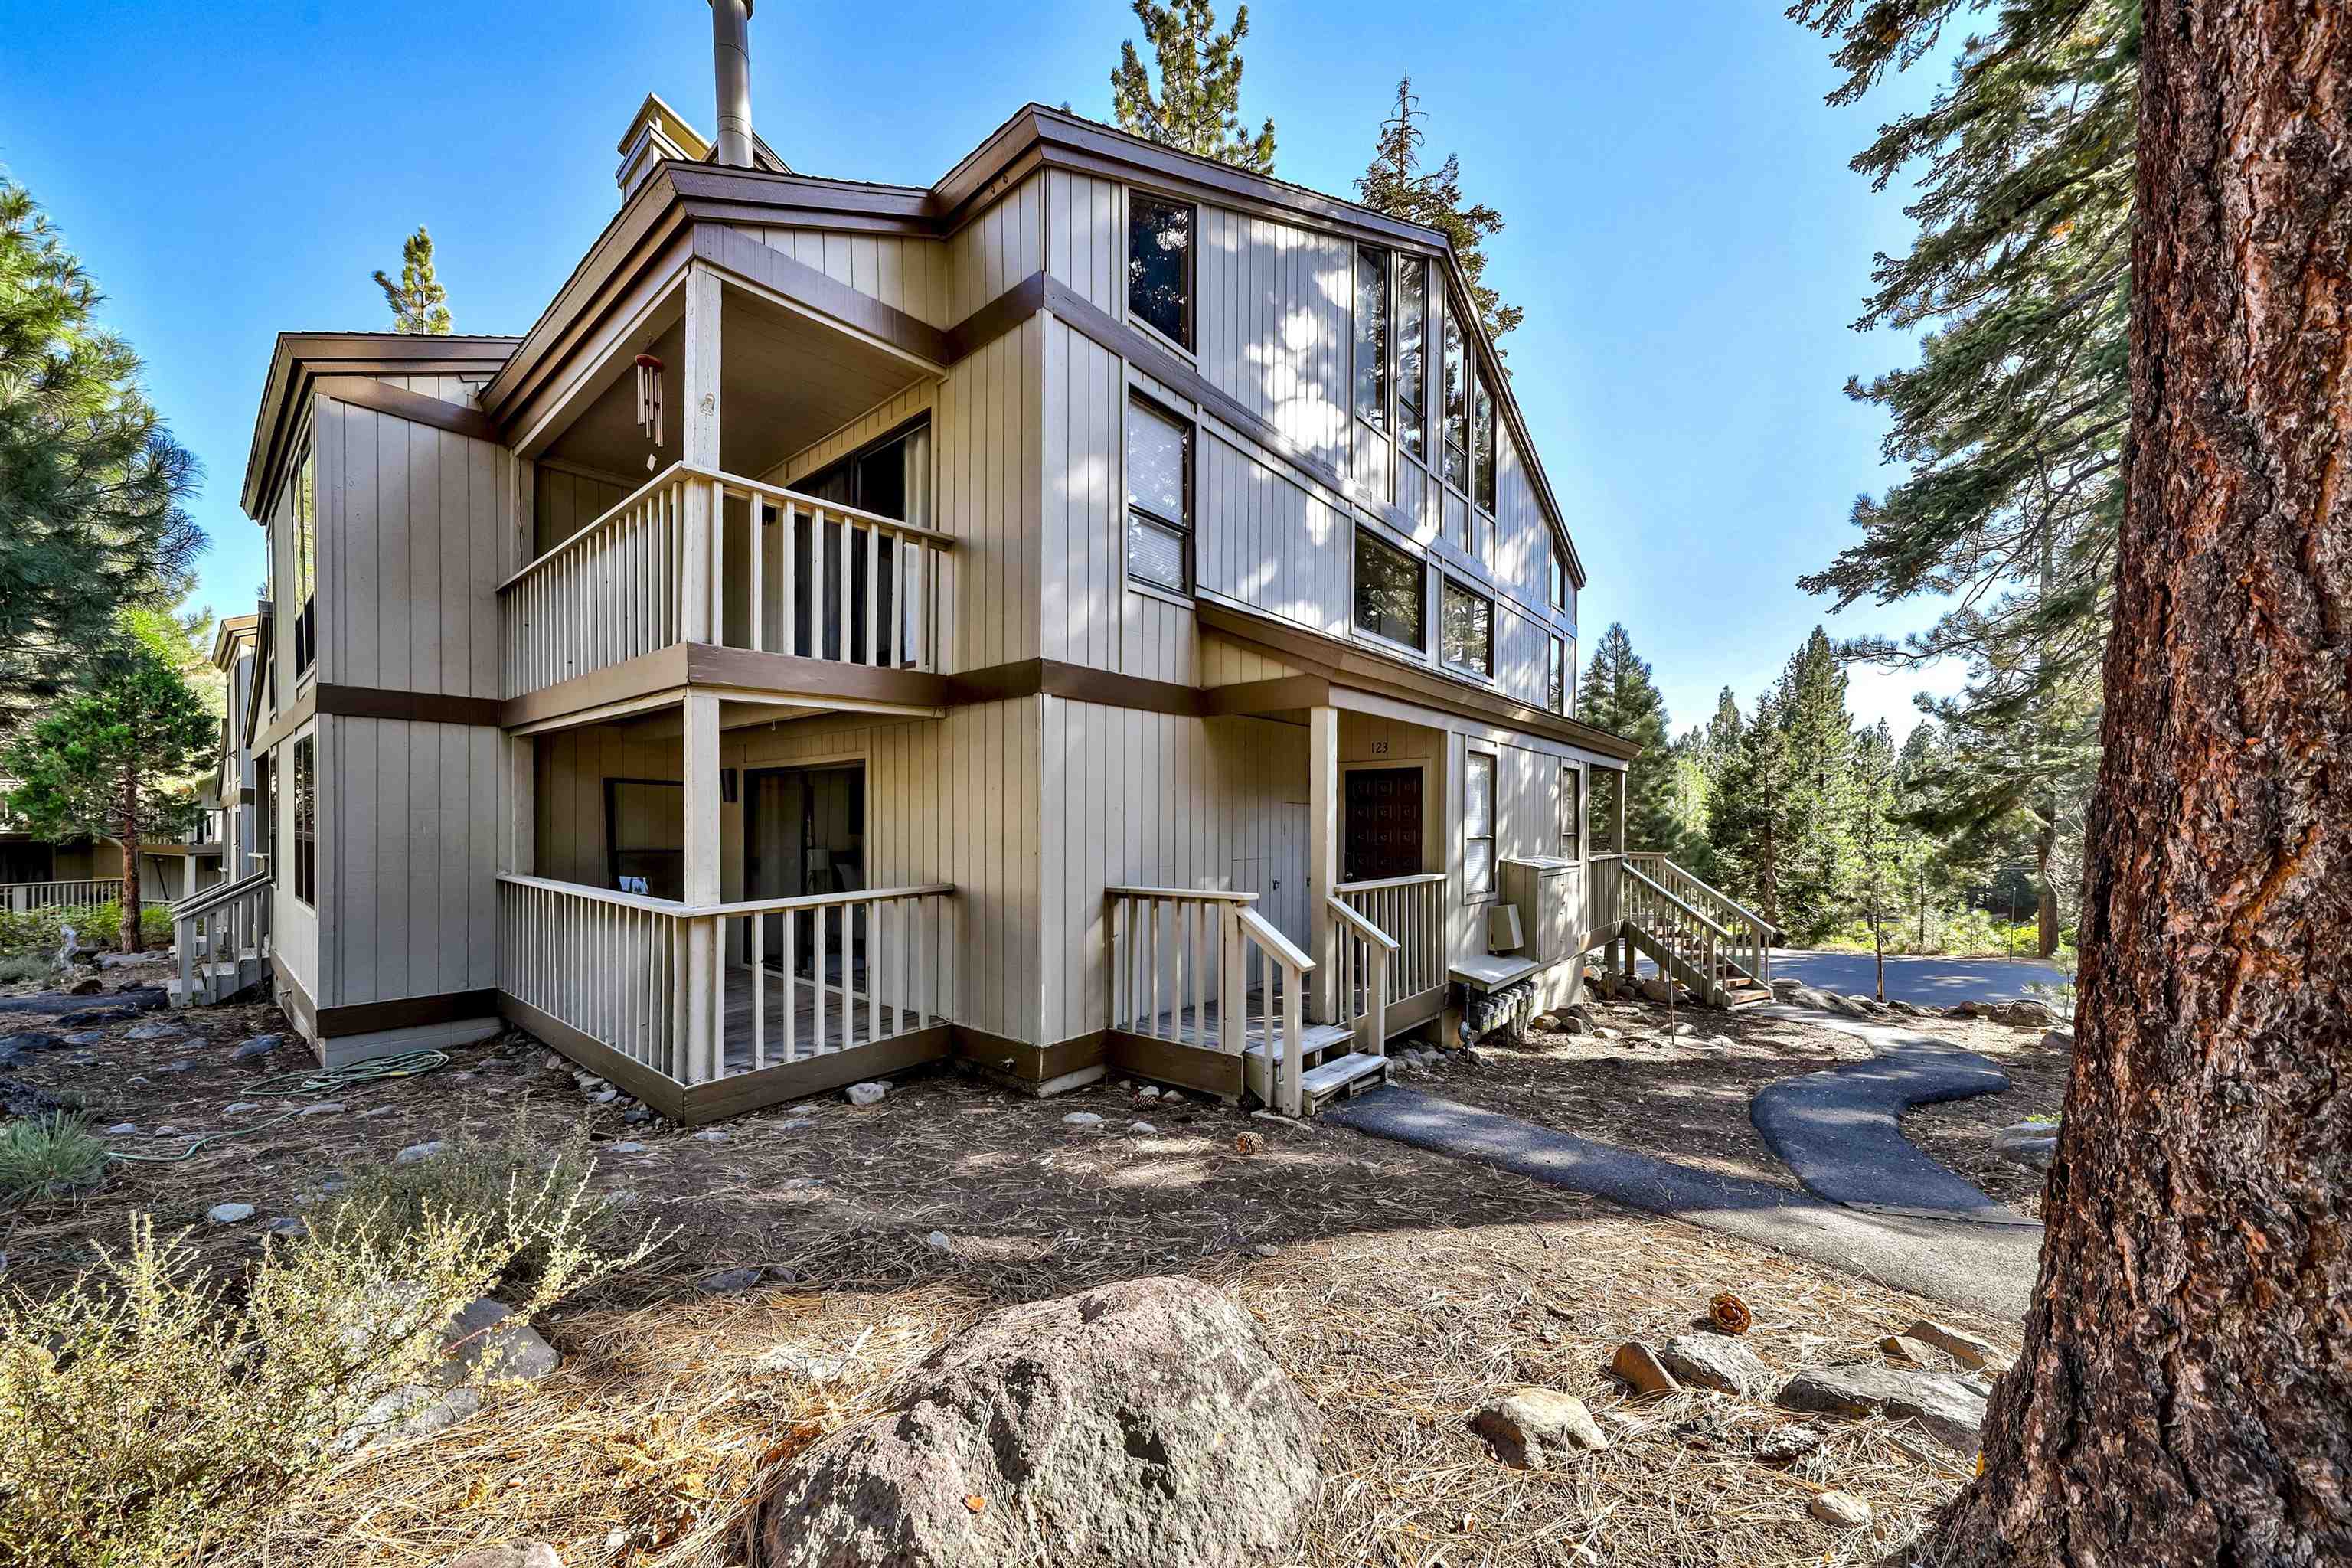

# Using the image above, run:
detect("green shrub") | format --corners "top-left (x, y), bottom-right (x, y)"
top-left (0, 1149), bottom-right (657, 1566)
top-left (0, 954), bottom-right (51, 985)
top-left (0, 901), bottom-right (172, 959)
top-left (0, 1115), bottom-right (108, 1205)
top-left (322, 1109), bottom-right (619, 1289)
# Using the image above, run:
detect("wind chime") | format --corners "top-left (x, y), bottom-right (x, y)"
top-left (633, 352), bottom-right (665, 470)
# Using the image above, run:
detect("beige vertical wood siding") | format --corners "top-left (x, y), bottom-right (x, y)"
top-left (1037, 699), bottom-right (1310, 1046)
top-left (325, 715), bottom-right (505, 1008)
top-left (315, 394), bottom-right (509, 699)
top-left (533, 465), bottom-right (632, 557)
top-left (735, 227), bottom-right (952, 328)
top-left (533, 725), bottom-right (683, 887)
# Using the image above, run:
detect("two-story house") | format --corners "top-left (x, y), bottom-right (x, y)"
top-left (201, 6), bottom-right (1771, 1115)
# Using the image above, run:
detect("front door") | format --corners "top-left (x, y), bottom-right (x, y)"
top-left (743, 763), bottom-right (866, 969)
top-left (1344, 766), bottom-right (1424, 883)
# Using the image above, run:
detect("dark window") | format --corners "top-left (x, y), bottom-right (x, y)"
top-left (292, 446), bottom-right (317, 676)
top-left (1125, 397), bottom-right (1191, 593)
top-left (1441, 303), bottom-right (1468, 489)
top-left (1589, 767), bottom-right (1624, 854)
top-left (605, 778), bottom-right (684, 900)
top-left (1473, 377), bottom-right (1497, 515)
top-left (1441, 579), bottom-right (1492, 675)
top-left (1549, 544), bottom-right (1568, 610)
top-left (1354, 528), bottom-right (1425, 648)
top-left (1396, 259), bottom-right (1426, 460)
top-left (1128, 194), bottom-right (1194, 348)
top-left (1354, 247), bottom-right (1389, 430)
top-left (1464, 750), bottom-right (1496, 900)
top-left (1560, 766), bottom-right (1583, 858)
top-left (1548, 636), bottom-right (1566, 714)
top-left (793, 420), bottom-right (932, 663)
top-left (292, 734), bottom-right (315, 906)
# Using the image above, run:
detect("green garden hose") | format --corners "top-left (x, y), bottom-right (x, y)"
top-left (103, 1048), bottom-right (452, 1163)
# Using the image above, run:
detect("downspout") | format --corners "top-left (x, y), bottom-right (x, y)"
top-left (710, 0), bottom-right (754, 168)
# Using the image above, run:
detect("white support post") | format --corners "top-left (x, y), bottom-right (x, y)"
top-left (1307, 704), bottom-right (1338, 1024)
top-left (681, 692), bottom-right (723, 1083)
top-left (681, 264), bottom-right (724, 645)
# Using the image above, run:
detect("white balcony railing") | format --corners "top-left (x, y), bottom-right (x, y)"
top-left (499, 462), bottom-right (953, 700)
top-left (2, 878), bottom-right (113, 913)
top-left (1332, 872), bottom-right (1446, 1003)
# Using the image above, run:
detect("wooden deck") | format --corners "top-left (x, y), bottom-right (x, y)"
top-left (716, 959), bottom-right (930, 1076)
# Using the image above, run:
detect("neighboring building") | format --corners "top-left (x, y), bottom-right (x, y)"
top-left (204, 8), bottom-right (1769, 1110)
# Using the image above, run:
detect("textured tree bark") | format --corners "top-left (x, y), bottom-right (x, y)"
top-left (1926, 2), bottom-right (2351, 1563)
top-left (119, 768), bottom-right (142, 956)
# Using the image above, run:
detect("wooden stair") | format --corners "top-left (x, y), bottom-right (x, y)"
top-left (1621, 920), bottom-right (1773, 1009)
top-left (1242, 1021), bottom-right (1392, 1112)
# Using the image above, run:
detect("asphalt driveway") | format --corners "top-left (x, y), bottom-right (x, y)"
top-left (1766, 949), bottom-right (2063, 1006)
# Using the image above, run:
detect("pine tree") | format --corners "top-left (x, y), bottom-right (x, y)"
top-left (1109, 1), bottom-right (1276, 174)
top-left (1774, 628), bottom-right (1860, 942)
top-left (0, 611), bottom-right (217, 951)
top-left (1847, 719), bottom-right (1921, 995)
top-left (1354, 77), bottom-right (1524, 352)
top-left (1576, 625), bottom-right (1680, 855)
top-left (1789, 0), bottom-right (2134, 946)
top-left (0, 178), bottom-right (203, 734)
top-left (1708, 688), bottom-right (1792, 926)
top-left (373, 225), bottom-right (453, 335)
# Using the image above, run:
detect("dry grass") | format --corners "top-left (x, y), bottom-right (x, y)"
top-left (2, 989), bottom-right (2020, 1568)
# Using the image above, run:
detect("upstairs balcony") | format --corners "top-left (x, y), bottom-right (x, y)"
top-left (498, 461), bottom-right (952, 706)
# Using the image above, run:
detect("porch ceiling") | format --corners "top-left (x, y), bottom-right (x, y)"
top-left (538, 276), bottom-right (936, 484)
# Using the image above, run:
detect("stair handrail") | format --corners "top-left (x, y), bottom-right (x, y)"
top-left (1325, 895), bottom-right (1396, 1060)
top-left (1620, 861), bottom-right (1732, 940)
top-left (171, 867), bottom-right (270, 921)
top-left (1625, 854), bottom-right (1774, 987)
top-left (1632, 855), bottom-right (1777, 939)
top-left (174, 868), bottom-right (272, 1007)
top-left (1225, 905), bottom-right (1315, 1116)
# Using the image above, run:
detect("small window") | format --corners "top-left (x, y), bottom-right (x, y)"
top-left (1354, 528), bottom-right (1425, 649)
top-left (1441, 579), bottom-right (1492, 675)
top-left (1560, 765), bottom-right (1583, 858)
top-left (1548, 636), bottom-right (1566, 714)
top-left (1128, 194), bottom-right (1194, 348)
top-left (1125, 397), bottom-right (1192, 593)
top-left (1549, 544), bottom-right (1568, 611)
top-left (1441, 303), bottom-right (1468, 490)
top-left (1464, 750), bottom-right (1496, 900)
top-left (1473, 375), bottom-right (1497, 515)
top-left (1396, 259), bottom-right (1427, 461)
top-left (292, 446), bottom-right (317, 676)
top-left (1589, 767), bottom-right (1624, 855)
top-left (1354, 247), bottom-right (1389, 430)
top-left (292, 734), bottom-right (316, 907)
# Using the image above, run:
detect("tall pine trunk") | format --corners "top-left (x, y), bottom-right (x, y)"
top-left (118, 766), bottom-right (142, 956)
top-left (1929, 2), bottom-right (2350, 1561)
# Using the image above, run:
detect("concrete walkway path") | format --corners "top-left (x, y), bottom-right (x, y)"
top-left (1747, 1004), bottom-right (2034, 1225)
top-left (1325, 1087), bottom-right (2043, 1321)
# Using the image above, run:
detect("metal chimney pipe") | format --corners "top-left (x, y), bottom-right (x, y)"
top-left (710, 0), bottom-right (754, 168)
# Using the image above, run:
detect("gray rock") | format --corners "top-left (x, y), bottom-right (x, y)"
top-left (592, 1088), bottom-right (619, 1104)
top-left (1470, 1387), bottom-right (1609, 1468)
top-left (103, 1122), bottom-right (139, 1136)
top-left (224, 1102), bottom-right (261, 1114)
top-left (341, 1296), bottom-right (559, 1449)
top-left (152, 1126), bottom-right (178, 1137)
top-left (1810, 1490), bottom-right (1873, 1528)
top-left (230, 1037), bottom-right (276, 1061)
top-left (126, 1021), bottom-right (179, 1040)
top-left (700, 1266), bottom-right (766, 1294)
top-left (1061, 1111), bottom-right (1103, 1126)
top-left (64, 1031), bottom-right (107, 1047)
top-left (1755, 1425), bottom-right (1825, 1465)
top-left (1902, 1318), bottom-right (2007, 1371)
top-left (845, 1080), bottom-right (890, 1106)
top-left (2043, 1027), bottom-right (2076, 1050)
top-left (543, 1054), bottom-right (565, 1072)
top-left (1775, 1364), bottom-right (1988, 1452)
top-left (263, 1217), bottom-right (305, 1238)
top-left (0, 1032), bottom-right (59, 1054)
top-left (1128, 1121), bottom-right (1158, 1135)
top-left (395, 1141), bottom-right (451, 1165)
top-left (1660, 1334), bottom-right (1775, 1398)
top-left (925, 1230), bottom-right (956, 1251)
top-left (1665, 1021), bottom-right (1700, 1038)
top-left (691, 1129), bottom-right (730, 1143)
top-left (207, 1202), bottom-right (256, 1225)
top-left (157, 1058), bottom-right (198, 1073)
top-left (297, 1102), bottom-right (347, 1117)
top-left (753, 1343), bottom-right (854, 1384)
top-left (358, 1105), bottom-right (397, 1120)
top-left (622, 1106), bottom-right (652, 1125)
top-left (1135, 1084), bottom-right (1161, 1099)
top-left (608, 1140), bottom-right (648, 1155)
top-left (439, 1545), bottom-right (563, 1568)
top-left (757, 1276), bottom-right (1320, 1568)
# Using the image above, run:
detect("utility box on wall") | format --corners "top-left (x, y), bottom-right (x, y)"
top-left (1501, 856), bottom-right (1579, 966)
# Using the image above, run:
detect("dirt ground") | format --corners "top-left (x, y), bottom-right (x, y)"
top-left (0, 972), bottom-right (2027, 1568)
top-left (1900, 1025), bottom-right (2073, 1218)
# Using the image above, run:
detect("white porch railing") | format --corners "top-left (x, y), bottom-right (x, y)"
top-left (498, 462), bottom-right (954, 699)
top-left (498, 875), bottom-right (954, 1087)
top-left (1104, 886), bottom-right (1318, 1116)
top-left (1331, 872), bottom-right (1446, 1004)
top-left (1625, 852), bottom-right (1774, 985)
top-left (1323, 895), bottom-right (1396, 1057)
top-left (172, 869), bottom-right (272, 1005)
top-left (2, 878), bottom-right (113, 913)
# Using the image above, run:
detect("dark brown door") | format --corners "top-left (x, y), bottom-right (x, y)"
top-left (1344, 767), bottom-right (1424, 882)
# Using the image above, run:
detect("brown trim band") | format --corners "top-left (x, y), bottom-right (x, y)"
top-left (252, 684), bottom-right (316, 753)
top-left (692, 223), bottom-right (953, 368)
top-left (945, 657), bottom-right (1200, 718)
top-left (258, 683), bottom-right (505, 750)
top-left (313, 375), bottom-right (502, 443)
top-left (317, 987), bottom-right (500, 1038)
top-left (499, 994), bottom-right (686, 1119)
top-left (949, 1024), bottom-right (1108, 1084)
top-left (944, 270), bottom-right (1048, 361)
top-left (685, 643), bottom-right (949, 708)
top-left (1105, 1031), bottom-right (1245, 1099)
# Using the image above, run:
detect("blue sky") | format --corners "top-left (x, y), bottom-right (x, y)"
top-left (2, 0), bottom-right (1964, 735)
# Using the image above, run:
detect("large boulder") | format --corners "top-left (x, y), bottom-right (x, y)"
top-left (1775, 1363), bottom-right (1988, 1453)
top-left (758, 1275), bottom-right (1321, 1567)
top-left (339, 1296), bottom-right (560, 1450)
